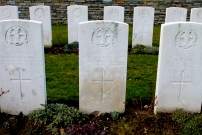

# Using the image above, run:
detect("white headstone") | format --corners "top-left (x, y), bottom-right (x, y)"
top-left (79, 21), bottom-right (128, 114)
top-left (190, 8), bottom-right (202, 23)
top-left (132, 7), bottom-right (154, 47)
top-left (0, 20), bottom-right (46, 115)
top-left (68, 5), bottom-right (88, 44)
top-left (0, 6), bottom-right (18, 20)
top-left (29, 6), bottom-right (52, 48)
top-left (165, 7), bottom-right (187, 23)
top-left (104, 6), bottom-right (124, 22)
top-left (154, 22), bottom-right (202, 114)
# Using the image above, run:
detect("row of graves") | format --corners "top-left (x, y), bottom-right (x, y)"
top-left (2, 5), bottom-right (202, 48)
top-left (0, 5), bottom-right (202, 115)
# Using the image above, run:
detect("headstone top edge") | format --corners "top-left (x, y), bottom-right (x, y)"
top-left (134, 6), bottom-right (155, 10)
top-left (29, 6), bottom-right (50, 8)
top-left (0, 19), bottom-right (43, 25)
top-left (191, 8), bottom-right (202, 9)
top-left (162, 22), bottom-right (202, 27)
top-left (79, 20), bottom-right (128, 26)
top-left (68, 5), bottom-right (88, 8)
top-left (104, 6), bottom-right (124, 9)
top-left (167, 7), bottom-right (187, 10)
top-left (0, 5), bottom-right (17, 7)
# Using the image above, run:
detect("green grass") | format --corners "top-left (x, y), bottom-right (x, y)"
top-left (45, 54), bottom-right (79, 102)
top-left (45, 54), bottom-right (158, 103)
top-left (52, 24), bottom-right (68, 45)
top-left (52, 25), bottom-right (161, 47)
top-left (46, 25), bottom-right (161, 103)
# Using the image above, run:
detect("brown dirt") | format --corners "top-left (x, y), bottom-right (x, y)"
top-left (0, 99), bottom-right (182, 135)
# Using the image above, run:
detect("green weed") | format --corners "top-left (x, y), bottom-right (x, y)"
top-left (172, 109), bottom-right (202, 135)
top-left (111, 111), bottom-right (120, 120)
top-left (29, 103), bottom-right (85, 135)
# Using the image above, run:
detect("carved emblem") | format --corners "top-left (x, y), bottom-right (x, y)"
top-left (109, 9), bottom-right (119, 17)
top-left (2, 8), bottom-right (11, 18)
top-left (6, 26), bottom-right (28, 46)
top-left (139, 9), bottom-right (149, 19)
top-left (172, 10), bottom-right (181, 18)
top-left (197, 10), bottom-right (202, 19)
top-left (35, 8), bottom-right (44, 19)
top-left (175, 29), bottom-right (197, 49)
top-left (92, 27), bottom-right (114, 47)
top-left (72, 8), bottom-right (82, 18)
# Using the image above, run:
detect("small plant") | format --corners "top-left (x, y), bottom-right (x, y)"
top-left (29, 103), bottom-right (85, 135)
top-left (111, 111), bottom-right (119, 120)
top-left (172, 109), bottom-right (202, 135)
top-left (63, 41), bottom-right (79, 53)
top-left (3, 116), bottom-right (17, 130)
top-left (131, 44), bottom-right (159, 55)
top-left (0, 88), bottom-right (10, 96)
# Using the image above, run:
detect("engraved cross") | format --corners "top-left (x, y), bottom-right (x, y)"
top-left (138, 27), bottom-right (148, 41)
top-left (10, 28), bottom-right (24, 45)
top-left (92, 69), bottom-right (113, 102)
top-left (179, 31), bottom-right (194, 47)
top-left (96, 29), bottom-right (111, 46)
top-left (171, 71), bottom-right (192, 103)
top-left (10, 68), bottom-right (31, 101)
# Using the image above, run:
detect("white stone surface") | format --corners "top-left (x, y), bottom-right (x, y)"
top-left (132, 7), bottom-right (154, 47)
top-left (165, 7), bottom-right (187, 23)
top-left (0, 6), bottom-right (18, 20)
top-left (104, 6), bottom-right (124, 22)
top-left (79, 20), bottom-right (128, 114)
top-left (190, 8), bottom-right (202, 23)
top-left (29, 6), bottom-right (52, 48)
top-left (68, 5), bottom-right (88, 44)
top-left (154, 22), bottom-right (202, 114)
top-left (0, 20), bottom-right (46, 115)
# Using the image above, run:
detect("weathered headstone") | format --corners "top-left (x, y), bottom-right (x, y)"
top-left (165, 7), bottom-right (187, 23)
top-left (79, 21), bottom-right (128, 114)
top-left (0, 6), bottom-right (18, 20)
top-left (132, 7), bottom-right (154, 47)
top-left (190, 8), bottom-right (202, 23)
top-left (0, 20), bottom-right (46, 115)
top-left (104, 6), bottom-right (124, 22)
top-left (68, 5), bottom-right (88, 44)
top-left (29, 6), bottom-right (52, 48)
top-left (154, 22), bottom-right (202, 114)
